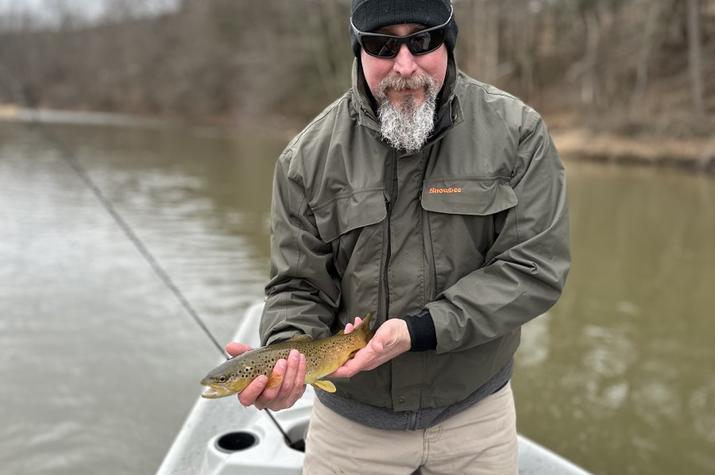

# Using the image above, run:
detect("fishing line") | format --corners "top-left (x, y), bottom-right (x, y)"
top-left (2, 72), bottom-right (230, 358)
top-left (48, 130), bottom-right (228, 358)
top-left (35, 123), bottom-right (296, 447)
top-left (2, 69), bottom-right (297, 445)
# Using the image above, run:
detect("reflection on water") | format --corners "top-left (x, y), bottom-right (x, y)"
top-left (0, 122), bottom-right (282, 474)
top-left (1, 122), bottom-right (714, 474)
top-left (516, 162), bottom-right (715, 474)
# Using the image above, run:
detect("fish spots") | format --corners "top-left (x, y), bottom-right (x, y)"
top-left (200, 315), bottom-right (373, 399)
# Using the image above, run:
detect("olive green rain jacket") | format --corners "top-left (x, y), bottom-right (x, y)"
top-left (259, 59), bottom-right (570, 412)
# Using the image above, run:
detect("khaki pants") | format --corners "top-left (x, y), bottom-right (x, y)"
top-left (303, 382), bottom-right (518, 475)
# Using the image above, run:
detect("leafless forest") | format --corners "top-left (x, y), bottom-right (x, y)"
top-left (1, 0), bottom-right (713, 136)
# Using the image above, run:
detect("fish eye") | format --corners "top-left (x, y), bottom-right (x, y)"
top-left (218, 376), bottom-right (227, 383)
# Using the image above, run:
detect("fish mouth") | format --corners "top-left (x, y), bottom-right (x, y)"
top-left (200, 384), bottom-right (235, 399)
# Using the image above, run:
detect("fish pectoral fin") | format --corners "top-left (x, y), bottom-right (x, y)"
top-left (288, 334), bottom-right (313, 342)
top-left (312, 380), bottom-right (337, 393)
top-left (267, 373), bottom-right (283, 390)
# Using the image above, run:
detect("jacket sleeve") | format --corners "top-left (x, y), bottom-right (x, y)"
top-left (259, 151), bottom-right (340, 346)
top-left (426, 113), bottom-right (570, 354)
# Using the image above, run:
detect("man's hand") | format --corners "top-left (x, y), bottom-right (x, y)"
top-left (224, 343), bottom-right (307, 411)
top-left (329, 317), bottom-right (411, 379)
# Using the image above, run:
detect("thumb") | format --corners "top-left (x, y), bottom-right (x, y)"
top-left (377, 324), bottom-right (402, 348)
top-left (369, 337), bottom-right (385, 353)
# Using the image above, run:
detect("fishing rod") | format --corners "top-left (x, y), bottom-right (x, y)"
top-left (0, 66), bottom-right (298, 444)
top-left (0, 70), bottom-right (228, 353)
top-left (53, 136), bottom-right (227, 358)
top-left (32, 121), bottom-right (296, 448)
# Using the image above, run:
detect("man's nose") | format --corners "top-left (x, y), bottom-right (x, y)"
top-left (392, 44), bottom-right (418, 77)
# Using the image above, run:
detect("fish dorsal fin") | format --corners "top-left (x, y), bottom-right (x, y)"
top-left (288, 334), bottom-right (313, 342)
top-left (313, 380), bottom-right (337, 393)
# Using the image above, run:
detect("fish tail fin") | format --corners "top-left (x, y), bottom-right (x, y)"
top-left (357, 312), bottom-right (375, 342)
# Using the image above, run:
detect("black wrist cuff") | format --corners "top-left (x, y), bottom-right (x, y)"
top-left (401, 309), bottom-right (437, 352)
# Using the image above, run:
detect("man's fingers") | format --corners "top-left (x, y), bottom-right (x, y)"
top-left (289, 354), bottom-right (308, 401)
top-left (236, 352), bottom-right (309, 411)
top-left (333, 361), bottom-right (359, 378)
top-left (238, 375), bottom-right (268, 406)
top-left (260, 359), bottom-right (287, 401)
top-left (344, 316), bottom-right (364, 335)
top-left (331, 354), bottom-right (363, 378)
top-left (279, 350), bottom-right (300, 396)
top-left (225, 342), bottom-right (252, 357)
top-left (370, 338), bottom-right (385, 352)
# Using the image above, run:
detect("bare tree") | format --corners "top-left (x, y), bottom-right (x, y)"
top-left (632, 1), bottom-right (663, 107)
top-left (686, 0), bottom-right (705, 117)
top-left (1, 0), bottom-right (713, 128)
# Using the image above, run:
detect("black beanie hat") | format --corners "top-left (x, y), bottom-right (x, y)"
top-left (350, 0), bottom-right (458, 57)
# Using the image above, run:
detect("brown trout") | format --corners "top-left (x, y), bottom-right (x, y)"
top-left (200, 314), bottom-right (374, 398)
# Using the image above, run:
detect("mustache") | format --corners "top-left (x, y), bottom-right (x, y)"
top-left (375, 73), bottom-right (437, 100)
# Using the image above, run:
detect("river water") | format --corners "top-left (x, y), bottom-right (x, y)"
top-left (1, 121), bottom-right (713, 474)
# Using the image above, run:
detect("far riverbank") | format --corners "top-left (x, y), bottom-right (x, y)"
top-left (2, 104), bottom-right (713, 173)
top-left (551, 127), bottom-right (715, 173)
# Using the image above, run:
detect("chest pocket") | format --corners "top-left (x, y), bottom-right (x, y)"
top-left (421, 178), bottom-right (517, 215)
top-left (312, 189), bottom-right (386, 243)
top-left (421, 177), bottom-right (518, 293)
top-left (312, 189), bottom-right (387, 313)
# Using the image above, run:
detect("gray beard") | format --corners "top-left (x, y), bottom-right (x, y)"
top-left (376, 74), bottom-right (439, 153)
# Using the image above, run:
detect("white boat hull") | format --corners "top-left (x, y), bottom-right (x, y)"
top-left (158, 303), bottom-right (590, 475)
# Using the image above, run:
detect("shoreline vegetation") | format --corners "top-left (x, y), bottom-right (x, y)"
top-left (2, 104), bottom-right (713, 174)
top-left (551, 125), bottom-right (715, 173)
top-left (2, 0), bottom-right (713, 174)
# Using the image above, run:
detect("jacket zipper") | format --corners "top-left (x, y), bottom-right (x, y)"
top-left (418, 152), bottom-right (437, 303)
top-left (378, 152), bottom-right (398, 321)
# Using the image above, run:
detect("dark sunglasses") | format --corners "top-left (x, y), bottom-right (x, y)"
top-left (350, 6), bottom-right (453, 59)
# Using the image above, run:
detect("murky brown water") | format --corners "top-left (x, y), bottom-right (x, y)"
top-left (1, 121), bottom-right (714, 474)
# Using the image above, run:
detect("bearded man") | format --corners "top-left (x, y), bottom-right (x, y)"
top-left (226, 1), bottom-right (570, 473)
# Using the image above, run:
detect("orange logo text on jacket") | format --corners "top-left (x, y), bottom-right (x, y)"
top-left (428, 186), bottom-right (462, 194)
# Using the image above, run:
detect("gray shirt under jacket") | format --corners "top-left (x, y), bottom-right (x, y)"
top-left (316, 360), bottom-right (513, 431)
